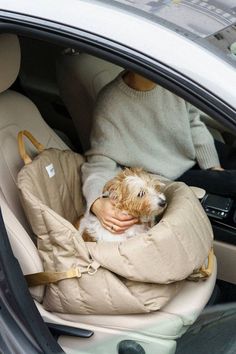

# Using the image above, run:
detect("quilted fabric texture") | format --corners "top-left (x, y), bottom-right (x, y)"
top-left (17, 149), bottom-right (213, 314)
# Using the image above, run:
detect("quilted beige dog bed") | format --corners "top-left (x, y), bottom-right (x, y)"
top-left (17, 131), bottom-right (214, 315)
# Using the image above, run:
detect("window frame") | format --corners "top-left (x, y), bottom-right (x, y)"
top-left (0, 11), bottom-right (235, 352)
top-left (0, 10), bottom-right (236, 133)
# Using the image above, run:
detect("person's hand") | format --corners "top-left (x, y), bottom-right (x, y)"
top-left (210, 166), bottom-right (224, 171)
top-left (91, 198), bottom-right (138, 234)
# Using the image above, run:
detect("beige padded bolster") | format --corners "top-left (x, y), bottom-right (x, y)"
top-left (25, 261), bottom-right (101, 287)
top-left (190, 186), bottom-right (206, 199)
top-left (25, 248), bottom-right (214, 287)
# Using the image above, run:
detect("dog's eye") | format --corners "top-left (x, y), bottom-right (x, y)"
top-left (137, 191), bottom-right (145, 197)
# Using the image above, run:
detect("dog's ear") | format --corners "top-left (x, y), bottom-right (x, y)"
top-left (103, 178), bottom-right (120, 201)
top-left (159, 181), bottom-right (166, 189)
top-left (154, 180), bottom-right (166, 192)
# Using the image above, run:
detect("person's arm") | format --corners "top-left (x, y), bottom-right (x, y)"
top-left (81, 86), bottom-right (138, 233)
top-left (187, 103), bottom-right (222, 170)
top-left (82, 155), bottom-right (119, 212)
top-left (81, 155), bottom-right (138, 233)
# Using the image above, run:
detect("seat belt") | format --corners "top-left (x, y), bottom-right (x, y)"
top-left (25, 260), bottom-right (101, 287)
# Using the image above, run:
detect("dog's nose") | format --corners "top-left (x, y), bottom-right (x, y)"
top-left (158, 198), bottom-right (166, 208)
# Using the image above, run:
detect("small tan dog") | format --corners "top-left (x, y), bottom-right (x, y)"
top-left (78, 168), bottom-right (167, 242)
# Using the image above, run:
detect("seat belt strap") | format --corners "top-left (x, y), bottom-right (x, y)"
top-left (25, 261), bottom-right (100, 287)
top-left (187, 248), bottom-right (214, 282)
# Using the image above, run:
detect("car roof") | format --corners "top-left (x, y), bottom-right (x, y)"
top-left (0, 0), bottom-right (236, 108)
top-left (98, 0), bottom-right (236, 38)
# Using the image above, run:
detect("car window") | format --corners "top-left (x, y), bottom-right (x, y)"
top-left (17, 36), bottom-right (235, 153)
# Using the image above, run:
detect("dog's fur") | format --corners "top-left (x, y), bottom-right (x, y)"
top-left (77, 168), bottom-right (167, 242)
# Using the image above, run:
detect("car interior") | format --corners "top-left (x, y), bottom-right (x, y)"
top-left (0, 32), bottom-right (236, 354)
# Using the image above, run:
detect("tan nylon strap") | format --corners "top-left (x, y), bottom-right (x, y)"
top-left (199, 248), bottom-right (214, 277)
top-left (188, 248), bottom-right (214, 281)
top-left (18, 130), bottom-right (44, 165)
top-left (25, 262), bottom-right (101, 287)
top-left (25, 268), bottom-right (81, 287)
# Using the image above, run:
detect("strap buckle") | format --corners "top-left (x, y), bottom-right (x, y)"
top-left (86, 261), bottom-right (100, 275)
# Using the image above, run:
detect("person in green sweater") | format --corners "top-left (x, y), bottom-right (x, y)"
top-left (82, 70), bottom-right (235, 234)
top-left (82, 70), bottom-right (236, 354)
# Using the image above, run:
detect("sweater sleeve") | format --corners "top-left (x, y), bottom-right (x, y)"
top-left (187, 103), bottom-right (220, 169)
top-left (81, 87), bottom-right (123, 211)
top-left (82, 155), bottom-right (120, 210)
top-left (81, 155), bottom-right (121, 211)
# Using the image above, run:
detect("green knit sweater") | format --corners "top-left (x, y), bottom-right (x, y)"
top-left (82, 74), bottom-right (220, 209)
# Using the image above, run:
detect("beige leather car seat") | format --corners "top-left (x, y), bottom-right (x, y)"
top-left (0, 34), bottom-right (217, 354)
top-left (56, 51), bottom-right (123, 151)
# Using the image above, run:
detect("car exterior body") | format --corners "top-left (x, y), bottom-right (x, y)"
top-left (0, 1), bottom-right (236, 353)
top-left (1, 0), bottom-right (236, 110)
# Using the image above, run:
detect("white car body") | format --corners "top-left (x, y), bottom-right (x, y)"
top-left (1, 0), bottom-right (236, 109)
top-left (0, 1), bottom-right (236, 354)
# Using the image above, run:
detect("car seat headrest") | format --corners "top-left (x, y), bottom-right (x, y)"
top-left (0, 34), bottom-right (21, 93)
